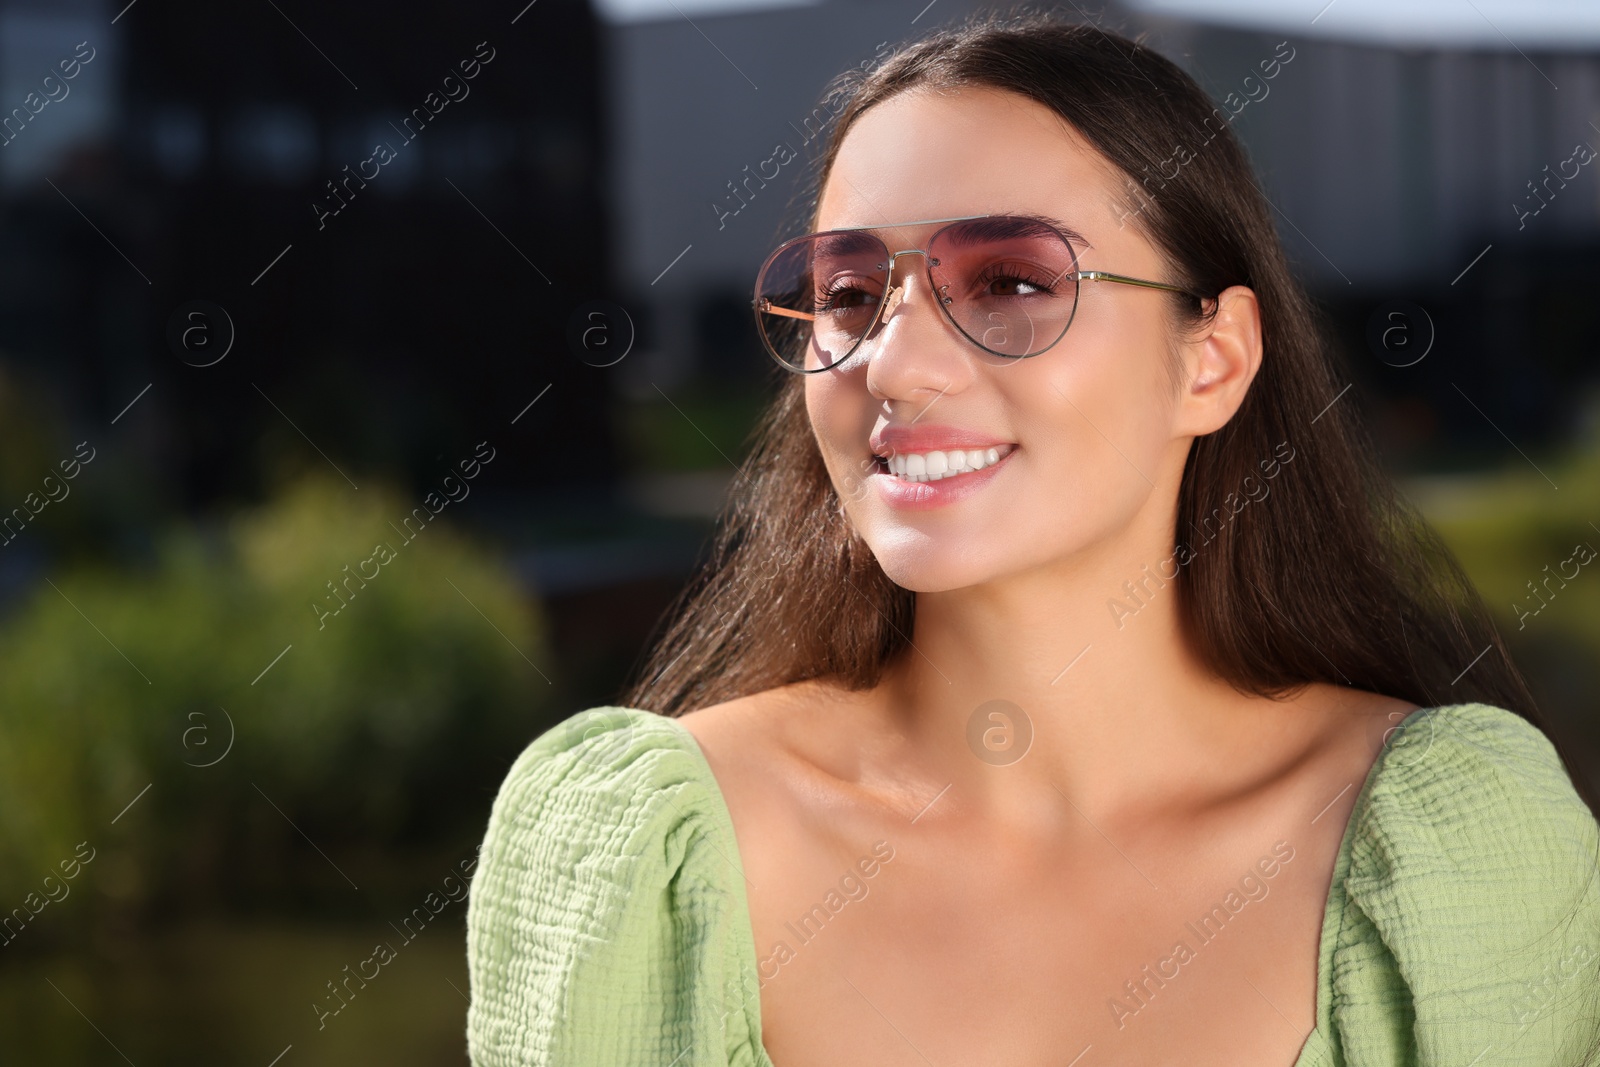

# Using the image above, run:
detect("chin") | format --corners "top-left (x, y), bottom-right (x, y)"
top-left (862, 533), bottom-right (1009, 593)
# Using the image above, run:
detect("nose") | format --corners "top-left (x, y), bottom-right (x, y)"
top-left (862, 250), bottom-right (978, 404)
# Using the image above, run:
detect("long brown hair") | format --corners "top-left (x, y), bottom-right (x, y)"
top-left (618, 6), bottom-right (1595, 814)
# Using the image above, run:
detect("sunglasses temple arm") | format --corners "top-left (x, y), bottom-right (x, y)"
top-left (1078, 270), bottom-right (1198, 297)
top-left (757, 300), bottom-right (817, 322)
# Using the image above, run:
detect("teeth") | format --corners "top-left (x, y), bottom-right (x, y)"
top-left (884, 445), bottom-right (1013, 482)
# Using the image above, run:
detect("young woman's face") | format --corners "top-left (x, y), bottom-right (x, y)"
top-left (807, 86), bottom-right (1197, 592)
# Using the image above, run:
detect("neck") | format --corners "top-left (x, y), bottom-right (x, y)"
top-left (872, 494), bottom-right (1332, 830)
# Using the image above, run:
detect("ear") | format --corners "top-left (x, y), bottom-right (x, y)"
top-left (1174, 284), bottom-right (1262, 437)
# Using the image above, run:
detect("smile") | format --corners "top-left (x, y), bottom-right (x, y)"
top-left (877, 443), bottom-right (1017, 482)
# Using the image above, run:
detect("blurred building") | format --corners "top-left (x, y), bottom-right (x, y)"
top-left (0, 0), bottom-right (616, 509)
top-left (603, 0), bottom-right (1600, 447)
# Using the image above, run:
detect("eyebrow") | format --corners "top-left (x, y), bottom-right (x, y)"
top-left (812, 230), bottom-right (884, 256)
top-left (941, 213), bottom-right (1091, 250)
top-left (818, 212), bottom-right (1093, 250)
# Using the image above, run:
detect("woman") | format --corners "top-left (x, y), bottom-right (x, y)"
top-left (466, 11), bottom-right (1600, 1065)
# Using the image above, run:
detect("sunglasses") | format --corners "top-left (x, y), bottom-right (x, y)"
top-left (752, 212), bottom-right (1208, 374)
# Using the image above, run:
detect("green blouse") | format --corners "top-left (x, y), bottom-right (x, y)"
top-left (465, 702), bottom-right (1600, 1065)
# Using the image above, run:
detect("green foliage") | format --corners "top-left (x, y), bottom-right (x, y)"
top-left (1, 918), bottom-right (474, 1065)
top-left (1408, 447), bottom-right (1600, 650)
top-left (617, 383), bottom-right (769, 472)
top-left (0, 471), bottom-right (554, 925)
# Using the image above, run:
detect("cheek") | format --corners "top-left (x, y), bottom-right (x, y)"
top-left (804, 376), bottom-right (870, 477)
top-left (1033, 334), bottom-right (1173, 474)
top-left (993, 328), bottom-right (1176, 547)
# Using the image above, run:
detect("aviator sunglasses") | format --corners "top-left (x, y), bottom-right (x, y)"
top-left (752, 212), bottom-right (1210, 374)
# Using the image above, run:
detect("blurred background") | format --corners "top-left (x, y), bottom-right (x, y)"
top-left (0, 0), bottom-right (1597, 1061)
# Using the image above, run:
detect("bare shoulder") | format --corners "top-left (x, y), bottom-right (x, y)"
top-left (674, 680), bottom-right (909, 933)
top-left (674, 679), bottom-right (910, 856)
top-left (676, 679), bottom-right (864, 800)
top-left (677, 678), bottom-right (881, 767)
top-left (678, 679), bottom-right (826, 757)
top-left (1327, 683), bottom-right (1422, 744)
top-left (1291, 681), bottom-right (1423, 779)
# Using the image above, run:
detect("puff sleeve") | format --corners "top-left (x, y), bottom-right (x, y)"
top-left (1328, 703), bottom-right (1600, 1066)
top-left (466, 707), bottom-right (768, 1066)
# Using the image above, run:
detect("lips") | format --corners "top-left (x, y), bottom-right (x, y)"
top-left (870, 441), bottom-right (1015, 508)
top-left (869, 423), bottom-right (1016, 457)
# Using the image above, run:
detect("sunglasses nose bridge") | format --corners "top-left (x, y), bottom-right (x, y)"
top-left (883, 246), bottom-right (928, 273)
top-left (881, 247), bottom-right (940, 302)
top-left (871, 247), bottom-right (943, 336)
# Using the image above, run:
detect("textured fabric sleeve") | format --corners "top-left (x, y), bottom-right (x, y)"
top-left (1331, 703), bottom-right (1600, 1066)
top-left (466, 706), bottom-right (767, 1067)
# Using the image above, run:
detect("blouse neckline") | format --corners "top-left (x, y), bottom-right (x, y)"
top-left (651, 702), bottom-right (1442, 1066)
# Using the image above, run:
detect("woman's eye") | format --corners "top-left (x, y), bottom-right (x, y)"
top-left (971, 262), bottom-right (1057, 298)
top-left (987, 275), bottom-right (1045, 296)
top-left (817, 281), bottom-right (879, 312)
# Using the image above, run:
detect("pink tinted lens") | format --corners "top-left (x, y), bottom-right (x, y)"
top-left (928, 217), bottom-right (1080, 359)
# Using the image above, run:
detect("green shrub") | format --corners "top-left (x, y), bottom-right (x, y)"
top-left (0, 471), bottom-right (553, 931)
top-left (1408, 447), bottom-right (1600, 651)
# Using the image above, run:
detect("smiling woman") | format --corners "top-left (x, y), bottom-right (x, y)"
top-left (466, 10), bottom-right (1600, 1067)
